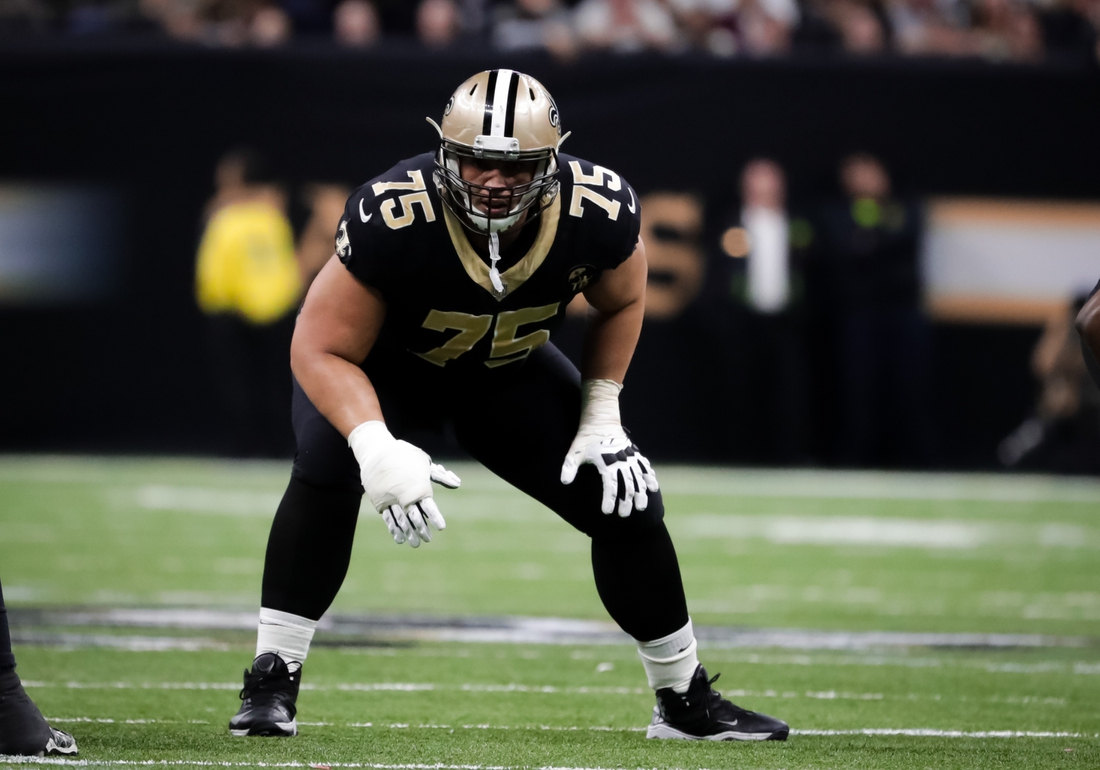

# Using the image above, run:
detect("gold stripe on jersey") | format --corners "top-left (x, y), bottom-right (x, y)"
top-left (442, 195), bottom-right (562, 300)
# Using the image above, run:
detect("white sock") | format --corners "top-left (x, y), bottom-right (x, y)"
top-left (256, 608), bottom-right (317, 672)
top-left (637, 619), bottom-right (699, 694)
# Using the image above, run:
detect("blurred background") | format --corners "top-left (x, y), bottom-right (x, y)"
top-left (1, 0), bottom-right (1099, 473)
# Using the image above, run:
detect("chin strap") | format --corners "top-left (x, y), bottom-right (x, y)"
top-left (488, 232), bottom-right (505, 298)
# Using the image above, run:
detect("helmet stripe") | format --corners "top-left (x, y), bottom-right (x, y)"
top-left (482, 70), bottom-right (498, 136)
top-left (503, 72), bottom-right (520, 139)
top-left (489, 69), bottom-right (514, 138)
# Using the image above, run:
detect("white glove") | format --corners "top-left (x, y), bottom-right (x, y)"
top-left (348, 421), bottom-right (461, 547)
top-left (560, 379), bottom-right (659, 517)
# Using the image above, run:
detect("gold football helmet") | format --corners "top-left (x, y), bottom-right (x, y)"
top-left (428, 69), bottom-right (569, 233)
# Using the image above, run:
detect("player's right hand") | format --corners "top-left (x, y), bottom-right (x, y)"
top-left (348, 421), bottom-right (461, 547)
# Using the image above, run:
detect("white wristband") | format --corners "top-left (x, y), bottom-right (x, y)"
top-left (578, 379), bottom-right (625, 437)
top-left (348, 420), bottom-right (396, 468)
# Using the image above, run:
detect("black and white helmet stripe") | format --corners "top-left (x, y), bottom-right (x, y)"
top-left (481, 69), bottom-right (520, 139)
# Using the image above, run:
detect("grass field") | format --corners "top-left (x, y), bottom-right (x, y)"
top-left (2, 455), bottom-right (1099, 769)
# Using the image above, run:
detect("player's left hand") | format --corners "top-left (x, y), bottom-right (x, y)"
top-left (561, 432), bottom-right (659, 517)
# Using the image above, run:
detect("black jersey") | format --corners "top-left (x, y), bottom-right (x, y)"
top-left (336, 152), bottom-right (640, 376)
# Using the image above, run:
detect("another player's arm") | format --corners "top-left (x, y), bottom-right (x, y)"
top-left (580, 238), bottom-right (648, 383)
top-left (560, 238), bottom-right (658, 516)
top-left (290, 254), bottom-right (385, 438)
top-left (1076, 288), bottom-right (1100, 382)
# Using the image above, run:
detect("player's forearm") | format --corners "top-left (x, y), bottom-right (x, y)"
top-left (1077, 292), bottom-right (1100, 367)
top-left (579, 297), bottom-right (644, 384)
top-left (290, 348), bottom-right (385, 439)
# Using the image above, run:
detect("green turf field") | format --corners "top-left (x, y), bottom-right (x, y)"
top-left (2, 456), bottom-right (1099, 769)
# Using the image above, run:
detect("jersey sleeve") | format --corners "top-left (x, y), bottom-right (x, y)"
top-left (335, 181), bottom-right (404, 293)
top-left (335, 156), bottom-right (441, 294)
top-left (561, 157), bottom-right (642, 270)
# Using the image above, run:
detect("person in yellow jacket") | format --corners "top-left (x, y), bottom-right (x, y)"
top-left (196, 148), bottom-right (302, 457)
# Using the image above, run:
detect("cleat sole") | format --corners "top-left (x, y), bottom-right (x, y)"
top-left (646, 722), bottom-right (788, 741)
top-left (229, 719), bottom-right (297, 737)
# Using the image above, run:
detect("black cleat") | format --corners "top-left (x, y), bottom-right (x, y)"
top-left (228, 653), bottom-right (300, 737)
top-left (0, 668), bottom-right (78, 756)
top-left (647, 665), bottom-right (789, 741)
top-left (41, 727), bottom-right (79, 756)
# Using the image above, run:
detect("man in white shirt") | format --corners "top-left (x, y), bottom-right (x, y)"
top-left (726, 159), bottom-right (809, 464)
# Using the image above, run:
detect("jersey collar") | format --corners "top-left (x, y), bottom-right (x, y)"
top-left (442, 195), bottom-right (561, 301)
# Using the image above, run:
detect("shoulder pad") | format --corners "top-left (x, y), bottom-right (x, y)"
top-left (560, 157), bottom-right (639, 224)
top-left (362, 162), bottom-right (439, 232)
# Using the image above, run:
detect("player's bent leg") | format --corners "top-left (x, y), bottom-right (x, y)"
top-left (0, 579), bottom-right (78, 756)
top-left (453, 345), bottom-right (789, 741)
top-left (230, 377), bottom-right (364, 738)
top-left (591, 517), bottom-right (788, 742)
top-left (0, 671), bottom-right (79, 756)
top-left (229, 476), bottom-right (361, 737)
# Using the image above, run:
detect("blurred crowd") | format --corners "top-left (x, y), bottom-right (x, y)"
top-left (2, 0), bottom-right (1097, 63)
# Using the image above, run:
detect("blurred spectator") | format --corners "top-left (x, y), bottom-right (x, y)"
top-left (829, 0), bottom-right (890, 53)
top-left (138, 0), bottom-right (294, 45)
top-left (492, 0), bottom-right (578, 59)
top-left (138, 0), bottom-right (204, 40)
top-left (816, 152), bottom-right (935, 467)
top-left (998, 292), bottom-right (1100, 473)
top-left (1040, 0), bottom-right (1100, 61)
top-left (792, 0), bottom-right (846, 50)
top-left (971, 0), bottom-right (1043, 60)
top-left (887, 0), bottom-right (975, 55)
top-left (334, 0), bottom-right (380, 45)
top-left (740, 0), bottom-right (799, 53)
top-left (455, 0), bottom-right (490, 36)
top-left (3, 0), bottom-right (1094, 62)
top-left (417, 0), bottom-right (461, 46)
top-left (663, 0), bottom-right (796, 56)
top-left (195, 148), bottom-right (301, 457)
top-left (250, 1), bottom-right (292, 45)
top-left (722, 159), bottom-right (811, 463)
top-left (666, 0), bottom-right (740, 55)
top-left (574, 0), bottom-right (682, 52)
top-left (295, 182), bottom-right (351, 289)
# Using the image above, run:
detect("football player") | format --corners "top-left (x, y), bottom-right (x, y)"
top-left (228, 69), bottom-right (789, 742)
top-left (0, 578), bottom-right (78, 756)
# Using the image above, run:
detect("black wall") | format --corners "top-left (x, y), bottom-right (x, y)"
top-left (1, 43), bottom-right (1096, 466)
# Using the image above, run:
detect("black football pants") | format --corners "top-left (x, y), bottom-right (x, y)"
top-left (261, 343), bottom-right (689, 642)
top-left (0, 579), bottom-right (14, 672)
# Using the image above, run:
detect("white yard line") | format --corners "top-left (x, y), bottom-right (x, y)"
top-left (18, 682), bottom-right (1079, 704)
top-left (4, 729), bottom-right (1100, 769)
top-left (47, 719), bottom-right (210, 725)
top-left (40, 718), bottom-right (1092, 736)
